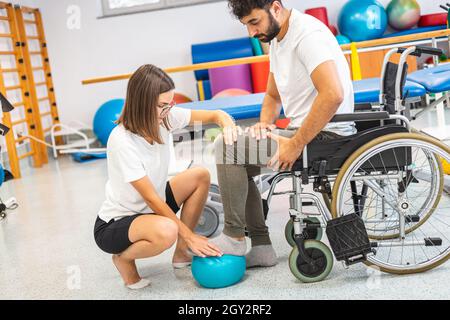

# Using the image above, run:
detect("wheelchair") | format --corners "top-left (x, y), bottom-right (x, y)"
top-left (260, 46), bottom-right (450, 283)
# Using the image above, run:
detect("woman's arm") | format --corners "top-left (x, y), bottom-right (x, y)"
top-left (130, 176), bottom-right (222, 257)
top-left (189, 110), bottom-right (243, 145)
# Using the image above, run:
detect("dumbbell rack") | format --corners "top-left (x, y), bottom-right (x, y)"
top-left (0, 2), bottom-right (59, 179)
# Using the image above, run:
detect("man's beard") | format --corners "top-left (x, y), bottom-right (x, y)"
top-left (255, 11), bottom-right (281, 43)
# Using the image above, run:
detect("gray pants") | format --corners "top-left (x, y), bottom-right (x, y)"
top-left (214, 129), bottom-right (342, 247)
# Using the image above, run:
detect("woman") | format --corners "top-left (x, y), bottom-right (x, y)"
top-left (94, 64), bottom-right (240, 289)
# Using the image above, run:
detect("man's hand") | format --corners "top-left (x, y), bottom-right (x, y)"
top-left (267, 132), bottom-right (304, 171)
top-left (245, 122), bottom-right (277, 140)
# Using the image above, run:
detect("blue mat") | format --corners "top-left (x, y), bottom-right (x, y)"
top-left (72, 152), bottom-right (107, 163)
top-left (408, 63), bottom-right (450, 93)
top-left (353, 77), bottom-right (427, 103)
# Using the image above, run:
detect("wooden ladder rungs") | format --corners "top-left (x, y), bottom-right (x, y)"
top-left (29, 51), bottom-right (41, 55)
top-left (15, 135), bottom-right (29, 143)
top-left (5, 84), bottom-right (22, 90)
top-left (27, 35), bottom-right (40, 40)
top-left (43, 127), bottom-right (51, 133)
top-left (0, 33), bottom-right (13, 38)
top-left (38, 97), bottom-right (49, 102)
top-left (32, 67), bottom-right (44, 71)
top-left (1, 68), bottom-right (19, 73)
top-left (21, 6), bottom-right (38, 14)
top-left (18, 150), bottom-right (34, 160)
top-left (35, 81), bottom-right (46, 86)
top-left (40, 111), bottom-right (51, 117)
top-left (0, 16), bottom-right (10, 21)
top-left (13, 102), bottom-right (24, 107)
top-left (11, 118), bottom-right (27, 126)
top-left (0, 51), bottom-right (15, 55)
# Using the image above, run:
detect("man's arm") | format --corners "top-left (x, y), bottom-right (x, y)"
top-left (267, 60), bottom-right (344, 171)
top-left (248, 73), bottom-right (283, 140)
top-left (261, 72), bottom-right (283, 124)
top-left (291, 60), bottom-right (344, 148)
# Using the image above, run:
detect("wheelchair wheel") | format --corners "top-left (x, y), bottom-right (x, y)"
top-left (285, 218), bottom-right (323, 247)
top-left (288, 240), bottom-right (333, 283)
top-left (209, 183), bottom-right (220, 195)
top-left (322, 194), bottom-right (332, 211)
top-left (195, 205), bottom-right (220, 238)
top-left (331, 132), bottom-right (450, 274)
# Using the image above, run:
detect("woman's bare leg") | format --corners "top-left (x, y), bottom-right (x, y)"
top-left (112, 215), bottom-right (178, 285)
top-left (168, 167), bottom-right (211, 264)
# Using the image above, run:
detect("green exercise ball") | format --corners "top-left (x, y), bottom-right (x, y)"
top-left (387, 0), bottom-right (421, 31)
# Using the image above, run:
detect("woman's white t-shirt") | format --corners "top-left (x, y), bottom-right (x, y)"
top-left (98, 107), bottom-right (191, 223)
top-left (270, 9), bottom-right (356, 136)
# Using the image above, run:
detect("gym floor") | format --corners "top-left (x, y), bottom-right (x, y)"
top-left (1, 109), bottom-right (450, 300)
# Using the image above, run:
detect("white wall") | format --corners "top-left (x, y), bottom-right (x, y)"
top-left (34, 0), bottom-right (445, 126)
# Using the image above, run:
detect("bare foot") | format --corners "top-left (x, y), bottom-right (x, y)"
top-left (112, 254), bottom-right (141, 286)
top-left (172, 249), bottom-right (192, 264)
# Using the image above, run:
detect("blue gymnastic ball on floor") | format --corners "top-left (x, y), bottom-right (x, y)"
top-left (93, 99), bottom-right (125, 146)
top-left (338, 0), bottom-right (388, 42)
top-left (192, 255), bottom-right (246, 289)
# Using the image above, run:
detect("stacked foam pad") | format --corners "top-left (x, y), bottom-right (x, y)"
top-left (191, 37), bottom-right (270, 100)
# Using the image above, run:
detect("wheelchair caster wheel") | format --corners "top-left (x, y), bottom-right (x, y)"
top-left (285, 218), bottom-right (323, 247)
top-left (195, 205), bottom-right (220, 238)
top-left (289, 240), bottom-right (333, 283)
top-left (209, 183), bottom-right (220, 195)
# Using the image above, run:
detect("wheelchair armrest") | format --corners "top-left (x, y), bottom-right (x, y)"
top-left (330, 111), bottom-right (390, 123)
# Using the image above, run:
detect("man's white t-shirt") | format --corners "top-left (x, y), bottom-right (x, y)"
top-left (98, 107), bottom-right (191, 223)
top-left (270, 9), bottom-right (355, 136)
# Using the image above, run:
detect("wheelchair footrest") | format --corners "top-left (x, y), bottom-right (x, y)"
top-left (425, 237), bottom-right (442, 246)
top-left (326, 214), bottom-right (373, 265)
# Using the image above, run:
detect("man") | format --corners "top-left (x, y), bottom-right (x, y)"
top-left (210, 0), bottom-right (355, 268)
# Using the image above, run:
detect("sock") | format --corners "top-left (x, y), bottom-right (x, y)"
top-left (246, 245), bottom-right (278, 268)
top-left (208, 233), bottom-right (247, 256)
top-left (126, 278), bottom-right (151, 290)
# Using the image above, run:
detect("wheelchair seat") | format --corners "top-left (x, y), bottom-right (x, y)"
top-left (292, 124), bottom-right (409, 174)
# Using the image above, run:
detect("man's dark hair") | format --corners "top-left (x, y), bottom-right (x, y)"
top-left (228, 0), bottom-right (282, 20)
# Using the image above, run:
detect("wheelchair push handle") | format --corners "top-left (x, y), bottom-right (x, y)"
top-left (397, 46), bottom-right (443, 58)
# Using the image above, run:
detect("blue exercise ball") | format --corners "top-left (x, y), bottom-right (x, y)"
top-left (0, 165), bottom-right (4, 187)
top-left (336, 35), bottom-right (351, 45)
top-left (192, 255), bottom-right (246, 289)
top-left (93, 99), bottom-right (125, 146)
top-left (338, 0), bottom-right (388, 42)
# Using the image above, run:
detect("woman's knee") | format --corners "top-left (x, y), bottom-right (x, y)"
top-left (192, 167), bottom-right (210, 186)
top-left (155, 217), bottom-right (179, 248)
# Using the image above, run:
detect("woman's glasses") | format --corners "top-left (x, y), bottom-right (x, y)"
top-left (158, 100), bottom-right (176, 119)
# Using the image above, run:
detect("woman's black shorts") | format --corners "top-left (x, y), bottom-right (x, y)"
top-left (94, 182), bottom-right (180, 254)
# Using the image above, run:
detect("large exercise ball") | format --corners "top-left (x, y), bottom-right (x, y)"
top-left (336, 35), bottom-right (351, 45)
top-left (213, 88), bottom-right (251, 99)
top-left (0, 165), bottom-right (4, 187)
top-left (338, 0), bottom-right (388, 42)
top-left (173, 92), bottom-right (193, 104)
top-left (93, 99), bottom-right (125, 146)
top-left (192, 255), bottom-right (246, 289)
top-left (387, 0), bottom-right (421, 31)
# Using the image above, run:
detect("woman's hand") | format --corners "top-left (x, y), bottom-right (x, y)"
top-left (185, 232), bottom-right (223, 258)
top-left (216, 110), bottom-right (243, 145)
